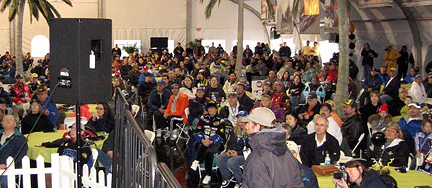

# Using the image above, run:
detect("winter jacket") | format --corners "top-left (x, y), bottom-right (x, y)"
top-left (352, 171), bottom-right (387, 188)
top-left (179, 86), bottom-right (197, 100)
top-left (194, 114), bottom-right (224, 146)
top-left (188, 96), bottom-right (210, 124)
top-left (302, 83), bottom-right (325, 100)
top-left (11, 83), bottom-right (32, 103)
top-left (147, 88), bottom-right (172, 112)
top-left (209, 62), bottom-right (226, 75)
top-left (300, 132), bottom-right (341, 168)
top-left (341, 114), bottom-right (366, 150)
top-left (298, 103), bottom-right (322, 123)
top-left (243, 126), bottom-right (304, 188)
top-left (362, 74), bottom-right (382, 91)
top-left (415, 130), bottom-right (432, 155)
top-left (224, 128), bottom-right (248, 156)
top-left (0, 89), bottom-right (12, 107)
top-left (377, 72), bottom-right (390, 84)
top-left (271, 91), bottom-right (291, 110)
top-left (387, 97), bottom-right (405, 117)
top-left (58, 138), bottom-right (93, 168)
top-left (298, 162), bottom-right (319, 188)
top-left (382, 76), bottom-right (401, 99)
top-left (219, 102), bottom-right (245, 124)
top-left (359, 102), bottom-right (381, 125)
top-left (138, 81), bottom-right (156, 98)
top-left (165, 93), bottom-right (189, 124)
top-left (361, 48), bottom-right (378, 66)
top-left (288, 123), bottom-right (308, 145)
top-left (398, 114), bottom-right (424, 137)
top-left (238, 94), bottom-right (254, 112)
top-left (41, 98), bottom-right (59, 126)
top-left (86, 117), bottom-right (114, 133)
top-left (0, 128), bottom-right (28, 168)
top-left (21, 112), bottom-right (55, 134)
top-left (409, 82), bottom-right (427, 104)
top-left (372, 138), bottom-right (409, 167)
top-left (222, 79), bottom-right (238, 94)
top-left (289, 83), bottom-right (306, 97)
top-left (303, 68), bottom-right (317, 83)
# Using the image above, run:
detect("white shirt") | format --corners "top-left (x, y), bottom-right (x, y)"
top-left (315, 134), bottom-right (327, 147)
top-left (308, 116), bottom-right (343, 145)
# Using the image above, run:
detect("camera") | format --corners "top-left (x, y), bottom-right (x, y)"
top-left (333, 167), bottom-right (349, 182)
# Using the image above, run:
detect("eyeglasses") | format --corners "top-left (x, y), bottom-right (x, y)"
top-left (96, 107), bottom-right (104, 110)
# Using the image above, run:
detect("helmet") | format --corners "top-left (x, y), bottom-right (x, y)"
top-left (371, 132), bottom-right (386, 147)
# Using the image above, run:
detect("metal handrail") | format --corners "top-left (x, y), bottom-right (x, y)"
top-left (111, 88), bottom-right (181, 188)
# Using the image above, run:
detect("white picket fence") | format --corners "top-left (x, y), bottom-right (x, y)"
top-left (0, 153), bottom-right (111, 188)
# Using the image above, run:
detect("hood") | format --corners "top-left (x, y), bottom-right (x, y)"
top-left (249, 125), bottom-right (288, 156)
top-left (385, 138), bottom-right (404, 148)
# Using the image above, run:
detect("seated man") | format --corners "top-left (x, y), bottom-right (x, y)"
top-left (0, 61), bottom-right (16, 83)
top-left (147, 80), bottom-right (172, 124)
top-left (235, 83), bottom-right (254, 112)
top-left (0, 115), bottom-right (28, 187)
top-left (138, 73), bottom-right (156, 106)
top-left (209, 57), bottom-right (227, 83)
top-left (11, 74), bottom-right (32, 118)
top-left (219, 93), bottom-right (245, 125)
top-left (307, 103), bottom-right (343, 145)
top-left (58, 123), bottom-right (93, 168)
top-left (271, 81), bottom-right (290, 110)
top-left (341, 99), bottom-right (367, 157)
top-left (155, 84), bottom-right (189, 136)
top-left (190, 102), bottom-right (224, 185)
top-left (398, 102), bottom-right (424, 153)
top-left (359, 67), bottom-right (382, 107)
top-left (36, 86), bottom-right (58, 126)
top-left (298, 93), bottom-right (322, 124)
top-left (0, 83), bottom-right (12, 108)
top-left (300, 115), bottom-right (341, 168)
top-left (26, 73), bottom-right (41, 94)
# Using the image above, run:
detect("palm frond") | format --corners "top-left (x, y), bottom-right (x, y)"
top-left (292, 0), bottom-right (300, 18)
top-left (7, 0), bottom-right (17, 21)
top-left (0, 0), bottom-right (13, 12)
top-left (60, 0), bottom-right (72, 7)
top-left (266, 0), bottom-right (275, 17)
top-left (46, 2), bottom-right (61, 18)
top-left (200, 0), bottom-right (221, 19)
top-left (28, 0), bottom-right (40, 22)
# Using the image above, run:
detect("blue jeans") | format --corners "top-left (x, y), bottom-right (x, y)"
top-left (215, 152), bottom-right (245, 184)
top-left (97, 149), bottom-right (112, 174)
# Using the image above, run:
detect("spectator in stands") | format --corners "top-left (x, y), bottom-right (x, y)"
top-left (333, 160), bottom-right (387, 188)
top-left (302, 41), bottom-right (311, 56)
top-left (288, 75), bottom-right (306, 110)
top-left (219, 93), bottom-right (245, 125)
top-left (280, 71), bottom-right (292, 90)
top-left (341, 99), bottom-right (366, 157)
top-left (0, 83), bottom-right (12, 107)
top-left (415, 119), bottom-right (432, 166)
top-left (194, 71), bottom-right (208, 88)
top-left (403, 68), bottom-right (417, 84)
top-left (285, 111), bottom-right (307, 145)
top-left (371, 122), bottom-right (409, 167)
top-left (26, 73), bottom-right (40, 94)
top-left (179, 75), bottom-right (196, 100)
top-left (388, 88), bottom-right (409, 118)
top-left (359, 90), bottom-right (382, 124)
top-left (200, 63), bottom-right (211, 78)
top-left (174, 67), bottom-right (185, 85)
top-left (279, 42), bottom-right (291, 61)
top-left (167, 70), bottom-right (178, 86)
top-left (235, 83), bottom-right (254, 112)
top-left (0, 115), bottom-right (28, 187)
top-left (210, 57), bottom-right (227, 83)
top-left (271, 81), bottom-right (290, 110)
top-left (298, 93), bottom-right (322, 124)
top-left (138, 73), bottom-right (156, 105)
top-left (138, 67), bottom-right (155, 85)
top-left (360, 67), bottom-right (382, 107)
top-left (300, 115), bottom-right (341, 168)
top-left (11, 74), bottom-right (32, 116)
top-left (174, 42), bottom-right (184, 57)
top-left (21, 99), bottom-right (55, 134)
top-left (252, 59), bottom-right (268, 77)
top-left (326, 63), bottom-right (338, 82)
top-left (243, 45), bottom-right (253, 61)
top-left (263, 70), bottom-right (278, 87)
top-left (368, 104), bottom-right (392, 134)
top-left (222, 73), bottom-right (238, 94)
top-left (119, 58), bottom-right (131, 78)
top-left (36, 86), bottom-right (58, 126)
top-left (31, 59), bottom-right (46, 78)
top-left (380, 67), bottom-right (401, 104)
top-left (302, 75), bottom-right (325, 101)
top-left (190, 102), bottom-right (224, 185)
top-left (425, 74), bottom-right (432, 98)
top-left (303, 62), bottom-right (317, 82)
top-left (0, 61), bottom-right (16, 83)
top-left (217, 44), bottom-right (224, 57)
top-left (158, 64), bottom-right (169, 75)
top-left (58, 123), bottom-right (93, 168)
top-left (86, 102), bottom-right (114, 133)
top-left (187, 87), bottom-right (209, 127)
top-left (384, 44), bottom-right (401, 75)
top-left (377, 65), bottom-right (390, 84)
top-left (252, 94), bottom-right (285, 122)
top-left (194, 41), bottom-right (205, 58)
top-left (205, 76), bottom-right (226, 102)
top-left (325, 100), bottom-right (343, 128)
top-left (261, 81), bottom-right (272, 96)
top-left (409, 75), bottom-right (427, 105)
top-left (128, 64), bottom-right (141, 87)
top-left (157, 84), bottom-right (189, 134)
top-left (307, 104), bottom-right (343, 145)
top-left (216, 110), bottom-right (249, 188)
top-left (398, 102), bottom-right (424, 149)
top-left (242, 107), bottom-right (304, 188)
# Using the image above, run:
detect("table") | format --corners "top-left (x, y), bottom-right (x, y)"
top-left (25, 130), bottom-right (107, 163)
top-left (316, 167), bottom-right (432, 187)
top-left (64, 104), bottom-right (98, 118)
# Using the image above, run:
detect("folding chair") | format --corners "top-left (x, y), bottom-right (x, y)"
top-left (131, 104), bottom-right (140, 118)
top-left (176, 108), bottom-right (191, 144)
top-left (63, 116), bottom-right (88, 130)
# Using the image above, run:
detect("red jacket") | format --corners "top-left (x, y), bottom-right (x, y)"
top-left (165, 93), bottom-right (189, 124)
top-left (271, 91), bottom-right (291, 109)
top-left (12, 83), bottom-right (32, 103)
top-left (326, 69), bottom-right (338, 82)
top-left (69, 104), bottom-right (92, 121)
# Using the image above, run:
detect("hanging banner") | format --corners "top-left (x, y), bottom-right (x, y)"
top-left (276, 0), bottom-right (294, 34)
top-left (252, 76), bottom-right (266, 101)
top-left (299, 0), bottom-right (320, 34)
top-left (261, 0), bottom-right (277, 22)
top-left (323, 0), bottom-right (338, 33)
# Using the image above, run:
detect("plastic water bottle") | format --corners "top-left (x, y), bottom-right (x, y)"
top-left (325, 153), bottom-right (331, 165)
top-left (211, 92), bottom-right (216, 102)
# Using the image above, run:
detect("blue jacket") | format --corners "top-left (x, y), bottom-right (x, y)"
top-left (147, 88), bottom-right (172, 112)
top-left (0, 128), bottom-right (28, 168)
top-left (362, 74), bottom-right (382, 91)
top-left (138, 72), bottom-right (156, 85)
top-left (302, 84), bottom-right (325, 100)
top-left (398, 114), bottom-right (424, 137)
top-left (298, 162), bottom-right (318, 188)
top-left (403, 74), bottom-right (415, 84)
top-left (41, 98), bottom-right (59, 125)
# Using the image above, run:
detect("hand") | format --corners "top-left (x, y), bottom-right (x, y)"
top-left (303, 113), bottom-right (310, 120)
top-left (158, 109), bottom-right (165, 113)
top-left (107, 151), bottom-right (113, 159)
top-left (92, 114), bottom-right (100, 121)
top-left (203, 110), bottom-right (209, 115)
top-left (201, 139), bottom-right (209, 146)
top-left (332, 178), bottom-right (349, 188)
top-left (230, 150), bottom-right (238, 157)
top-left (163, 113), bottom-right (170, 119)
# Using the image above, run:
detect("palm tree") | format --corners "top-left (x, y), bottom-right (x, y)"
top-left (0, 0), bottom-right (72, 75)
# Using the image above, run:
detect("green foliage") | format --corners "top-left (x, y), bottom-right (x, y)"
top-left (0, 0), bottom-right (73, 23)
top-left (122, 43), bottom-right (140, 54)
top-left (199, 0), bottom-right (221, 19)
top-left (187, 38), bottom-right (203, 49)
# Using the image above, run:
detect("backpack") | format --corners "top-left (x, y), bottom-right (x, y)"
top-left (380, 174), bottom-right (398, 188)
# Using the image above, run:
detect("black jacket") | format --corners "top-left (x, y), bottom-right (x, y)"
top-left (352, 171), bottom-right (387, 188)
top-left (86, 117), bottom-right (114, 133)
top-left (0, 89), bottom-right (12, 107)
top-left (204, 86), bottom-right (226, 101)
top-left (382, 77), bottom-right (401, 99)
top-left (300, 132), bottom-right (341, 168)
top-left (128, 70), bottom-right (141, 86)
top-left (288, 123), bottom-right (308, 145)
top-left (187, 97), bottom-right (210, 124)
top-left (21, 112), bottom-right (55, 134)
top-left (361, 48), bottom-right (378, 66)
top-left (138, 81), bottom-right (156, 98)
top-left (58, 138), bottom-right (93, 168)
top-left (298, 103), bottom-right (322, 123)
top-left (31, 66), bottom-right (46, 77)
top-left (362, 74), bottom-right (382, 91)
top-left (341, 114), bottom-right (366, 150)
top-left (238, 94), bottom-right (254, 112)
top-left (224, 129), bottom-right (248, 156)
top-left (372, 138), bottom-right (409, 167)
top-left (387, 97), bottom-right (405, 117)
top-left (359, 102), bottom-right (381, 125)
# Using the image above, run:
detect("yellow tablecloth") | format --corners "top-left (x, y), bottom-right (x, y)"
top-left (25, 130), bottom-right (107, 163)
top-left (64, 104), bottom-right (98, 118)
top-left (316, 167), bottom-right (432, 187)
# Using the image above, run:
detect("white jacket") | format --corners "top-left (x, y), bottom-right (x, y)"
top-left (409, 82), bottom-right (427, 104)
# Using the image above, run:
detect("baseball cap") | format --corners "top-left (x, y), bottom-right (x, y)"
top-left (30, 98), bottom-right (40, 105)
top-left (264, 81), bottom-right (272, 86)
top-left (415, 75), bottom-right (422, 79)
top-left (236, 110), bottom-right (249, 117)
top-left (68, 122), bottom-right (85, 130)
top-left (371, 67), bottom-right (378, 72)
top-left (306, 93), bottom-right (318, 100)
top-left (207, 101), bottom-right (218, 109)
top-left (286, 140), bottom-right (299, 154)
top-left (227, 93), bottom-right (238, 98)
top-left (274, 81), bottom-right (283, 88)
top-left (342, 99), bottom-right (357, 109)
top-left (143, 67), bottom-right (149, 70)
top-left (171, 83), bottom-right (180, 89)
top-left (408, 103), bottom-right (421, 109)
top-left (239, 107), bottom-right (276, 127)
top-left (144, 73), bottom-right (152, 77)
top-left (16, 74), bottom-right (23, 79)
top-left (390, 67), bottom-right (397, 72)
top-left (380, 65), bottom-right (387, 69)
top-left (37, 87), bottom-right (47, 94)
top-left (196, 87), bottom-right (204, 91)
top-left (156, 80), bottom-right (166, 85)
top-left (32, 73), bottom-right (39, 78)
top-left (321, 103), bottom-right (332, 112)
top-left (132, 64), bottom-right (139, 68)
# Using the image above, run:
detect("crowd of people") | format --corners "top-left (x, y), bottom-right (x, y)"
top-left (0, 38), bottom-right (431, 187)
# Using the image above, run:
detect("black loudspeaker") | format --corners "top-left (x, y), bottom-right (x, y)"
top-left (151, 37), bottom-right (168, 48)
top-left (49, 18), bottom-right (112, 105)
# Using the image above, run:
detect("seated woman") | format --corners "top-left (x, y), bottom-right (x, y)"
top-left (303, 62), bottom-right (317, 83)
top-left (190, 102), bottom-right (225, 185)
top-left (371, 122), bottom-right (409, 167)
top-left (179, 75), bottom-right (197, 100)
top-left (86, 102), bottom-right (114, 133)
top-left (333, 160), bottom-right (387, 188)
top-left (21, 99), bottom-right (55, 134)
top-left (215, 111), bottom-right (249, 188)
top-left (251, 94), bottom-right (285, 122)
top-left (415, 119), bottom-right (432, 170)
top-left (58, 123), bottom-right (93, 168)
top-left (285, 111), bottom-right (307, 145)
top-left (279, 71), bottom-right (292, 90)
top-left (302, 75), bottom-right (325, 101)
top-left (288, 75), bottom-right (306, 110)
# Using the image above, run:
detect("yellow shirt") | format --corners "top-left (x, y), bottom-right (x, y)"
top-left (302, 46), bottom-right (311, 55)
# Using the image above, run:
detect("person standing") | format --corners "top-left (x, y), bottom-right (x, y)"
top-left (383, 43), bottom-right (401, 75)
top-left (361, 43), bottom-right (378, 79)
top-left (397, 45), bottom-right (410, 79)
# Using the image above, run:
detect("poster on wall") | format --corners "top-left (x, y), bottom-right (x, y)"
top-left (359, 0), bottom-right (393, 8)
top-left (402, 0), bottom-right (432, 7)
top-left (252, 77), bottom-right (266, 101)
top-left (323, 0), bottom-right (338, 33)
top-left (261, 0), bottom-right (277, 22)
top-left (276, 0), bottom-right (294, 34)
top-left (299, 0), bottom-right (320, 34)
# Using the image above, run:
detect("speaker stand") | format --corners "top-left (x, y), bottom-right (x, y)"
top-left (75, 103), bottom-right (83, 188)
